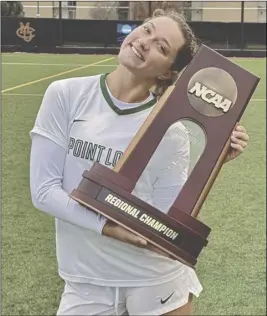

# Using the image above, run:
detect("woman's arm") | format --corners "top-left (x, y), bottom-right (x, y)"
top-left (30, 133), bottom-right (107, 234)
top-left (29, 79), bottom-right (106, 234)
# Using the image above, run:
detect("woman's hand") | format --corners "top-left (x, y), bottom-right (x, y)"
top-left (102, 220), bottom-right (148, 247)
top-left (102, 221), bottom-right (171, 257)
top-left (225, 124), bottom-right (249, 163)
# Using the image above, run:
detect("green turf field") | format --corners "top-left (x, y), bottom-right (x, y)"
top-left (2, 53), bottom-right (266, 315)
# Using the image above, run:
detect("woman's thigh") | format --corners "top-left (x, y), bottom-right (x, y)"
top-left (57, 281), bottom-right (127, 316)
top-left (162, 293), bottom-right (193, 316)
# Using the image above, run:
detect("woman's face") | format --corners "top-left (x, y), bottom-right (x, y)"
top-left (118, 16), bottom-right (185, 81)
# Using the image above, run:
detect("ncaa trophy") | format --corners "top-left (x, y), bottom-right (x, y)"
top-left (70, 45), bottom-right (260, 267)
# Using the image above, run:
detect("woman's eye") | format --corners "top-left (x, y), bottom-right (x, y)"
top-left (158, 43), bottom-right (166, 54)
top-left (143, 26), bottom-right (151, 34)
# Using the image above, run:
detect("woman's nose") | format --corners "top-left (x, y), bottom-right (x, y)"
top-left (137, 38), bottom-right (150, 51)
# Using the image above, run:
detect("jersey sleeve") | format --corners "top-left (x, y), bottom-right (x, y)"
top-left (30, 133), bottom-right (107, 234)
top-left (151, 124), bottom-right (190, 213)
top-left (30, 80), bottom-right (70, 150)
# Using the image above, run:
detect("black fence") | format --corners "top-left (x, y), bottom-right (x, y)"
top-left (2, 17), bottom-right (266, 57)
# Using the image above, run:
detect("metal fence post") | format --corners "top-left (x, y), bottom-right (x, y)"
top-left (240, 1), bottom-right (245, 50)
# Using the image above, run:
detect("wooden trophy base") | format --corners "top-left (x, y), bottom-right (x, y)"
top-left (70, 163), bottom-right (211, 267)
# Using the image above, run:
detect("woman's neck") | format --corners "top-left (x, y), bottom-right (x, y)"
top-left (106, 66), bottom-right (155, 104)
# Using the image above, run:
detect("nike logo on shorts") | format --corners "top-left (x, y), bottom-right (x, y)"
top-left (160, 291), bottom-right (175, 304)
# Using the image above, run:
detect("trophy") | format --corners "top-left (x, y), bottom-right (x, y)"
top-left (70, 45), bottom-right (260, 267)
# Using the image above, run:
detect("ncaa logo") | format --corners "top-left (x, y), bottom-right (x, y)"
top-left (121, 24), bottom-right (132, 35)
top-left (187, 67), bottom-right (238, 117)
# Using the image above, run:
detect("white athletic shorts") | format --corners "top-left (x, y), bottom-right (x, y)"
top-left (57, 270), bottom-right (202, 316)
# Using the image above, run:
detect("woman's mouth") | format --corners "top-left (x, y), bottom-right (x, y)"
top-left (129, 43), bottom-right (144, 61)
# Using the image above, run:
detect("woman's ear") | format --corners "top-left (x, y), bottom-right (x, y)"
top-left (158, 70), bottom-right (178, 81)
top-left (158, 70), bottom-right (172, 81)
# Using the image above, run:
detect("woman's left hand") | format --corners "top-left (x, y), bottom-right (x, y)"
top-left (224, 124), bottom-right (249, 163)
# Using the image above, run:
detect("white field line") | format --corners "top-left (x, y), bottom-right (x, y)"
top-left (1, 56), bottom-right (115, 93)
top-left (2, 93), bottom-right (44, 97)
top-left (2, 62), bottom-right (117, 67)
top-left (3, 59), bottom-right (265, 67)
top-left (1, 93), bottom-right (266, 103)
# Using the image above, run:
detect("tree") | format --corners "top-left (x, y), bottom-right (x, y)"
top-left (1, 1), bottom-right (24, 17)
top-left (89, 1), bottom-right (119, 20)
top-left (128, 1), bottom-right (149, 20)
top-left (129, 1), bottom-right (192, 21)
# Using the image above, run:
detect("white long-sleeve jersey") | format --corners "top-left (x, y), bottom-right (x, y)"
top-left (30, 73), bottom-right (201, 288)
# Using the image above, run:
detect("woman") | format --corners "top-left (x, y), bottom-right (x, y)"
top-left (30, 9), bottom-right (249, 316)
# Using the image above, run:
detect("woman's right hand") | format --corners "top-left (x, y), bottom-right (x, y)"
top-left (102, 220), bottom-right (148, 248)
top-left (103, 221), bottom-right (171, 257)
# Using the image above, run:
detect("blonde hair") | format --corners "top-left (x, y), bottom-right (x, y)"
top-left (145, 9), bottom-right (199, 98)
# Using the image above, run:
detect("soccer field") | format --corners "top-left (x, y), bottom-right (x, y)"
top-left (2, 53), bottom-right (266, 315)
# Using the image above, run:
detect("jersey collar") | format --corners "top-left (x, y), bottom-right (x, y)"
top-left (100, 73), bottom-right (157, 115)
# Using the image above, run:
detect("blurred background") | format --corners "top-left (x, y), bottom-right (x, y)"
top-left (2, 1), bottom-right (266, 56)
